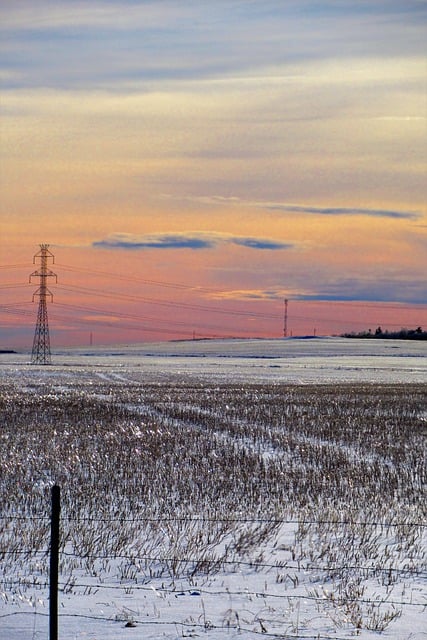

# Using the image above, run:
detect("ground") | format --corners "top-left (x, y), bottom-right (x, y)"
top-left (0, 337), bottom-right (426, 639)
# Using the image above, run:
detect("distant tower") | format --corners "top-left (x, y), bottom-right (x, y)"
top-left (30, 244), bottom-right (57, 364)
top-left (283, 299), bottom-right (288, 338)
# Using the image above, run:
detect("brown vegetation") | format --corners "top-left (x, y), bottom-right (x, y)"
top-left (0, 379), bottom-right (425, 633)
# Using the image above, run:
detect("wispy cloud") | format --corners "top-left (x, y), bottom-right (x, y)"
top-left (232, 237), bottom-right (292, 250)
top-left (2, 1), bottom-right (425, 91)
top-left (283, 273), bottom-right (427, 305)
top-left (93, 232), bottom-right (216, 250)
top-left (93, 232), bottom-right (293, 251)
top-left (265, 204), bottom-right (420, 220)
top-left (0, 2), bottom-right (189, 31)
top-left (208, 278), bottom-right (427, 305)
top-left (179, 195), bottom-right (421, 220)
top-left (207, 288), bottom-right (292, 302)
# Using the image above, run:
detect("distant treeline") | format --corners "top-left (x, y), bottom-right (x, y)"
top-left (342, 327), bottom-right (426, 340)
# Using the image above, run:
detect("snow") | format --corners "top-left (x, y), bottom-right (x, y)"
top-left (1, 336), bottom-right (426, 384)
top-left (0, 338), bottom-right (426, 639)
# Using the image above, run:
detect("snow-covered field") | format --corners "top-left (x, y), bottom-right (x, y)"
top-left (1, 336), bottom-right (426, 384)
top-left (0, 338), bottom-right (426, 639)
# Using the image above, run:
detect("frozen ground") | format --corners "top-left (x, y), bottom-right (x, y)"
top-left (0, 337), bottom-right (426, 640)
top-left (1, 336), bottom-right (426, 384)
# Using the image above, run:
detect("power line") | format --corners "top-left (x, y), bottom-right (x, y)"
top-left (2, 261), bottom-right (426, 340)
top-left (0, 304), bottom-right (194, 337)
top-left (55, 263), bottom-right (427, 312)
top-left (3, 261), bottom-right (427, 313)
top-left (0, 283), bottom-right (31, 289)
top-left (1, 302), bottom-right (423, 333)
top-left (55, 284), bottom-right (281, 320)
top-left (54, 301), bottom-right (256, 335)
top-left (0, 298), bottom-right (420, 336)
top-left (2, 287), bottom-right (420, 329)
top-left (0, 263), bottom-right (31, 270)
top-left (57, 283), bottom-right (423, 328)
top-left (56, 262), bottom-right (222, 294)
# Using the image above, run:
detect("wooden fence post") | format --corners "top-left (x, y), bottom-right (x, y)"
top-left (50, 484), bottom-right (60, 640)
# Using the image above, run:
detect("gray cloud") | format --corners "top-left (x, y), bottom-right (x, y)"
top-left (93, 233), bottom-right (216, 250)
top-left (207, 275), bottom-right (427, 305)
top-left (289, 276), bottom-right (427, 305)
top-left (183, 195), bottom-right (420, 220)
top-left (232, 237), bottom-right (292, 250)
top-left (265, 204), bottom-right (420, 219)
top-left (93, 232), bottom-right (293, 251)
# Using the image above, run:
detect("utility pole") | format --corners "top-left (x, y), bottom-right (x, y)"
top-left (283, 299), bottom-right (288, 338)
top-left (30, 244), bottom-right (57, 364)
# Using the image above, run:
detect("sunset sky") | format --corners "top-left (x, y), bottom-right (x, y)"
top-left (1, 0), bottom-right (426, 347)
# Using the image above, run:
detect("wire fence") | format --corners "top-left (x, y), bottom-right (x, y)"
top-left (1, 508), bottom-right (426, 638)
top-left (0, 610), bottom-right (394, 640)
top-left (1, 549), bottom-right (426, 578)
top-left (2, 577), bottom-right (425, 610)
top-left (1, 513), bottom-right (426, 526)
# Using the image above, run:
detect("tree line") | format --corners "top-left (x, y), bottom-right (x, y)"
top-left (342, 327), bottom-right (426, 340)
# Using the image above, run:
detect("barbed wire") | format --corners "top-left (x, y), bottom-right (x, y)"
top-left (0, 550), bottom-right (48, 556)
top-left (1, 513), bottom-right (425, 527)
top-left (55, 552), bottom-right (427, 576)
top-left (1, 550), bottom-right (425, 576)
top-left (1, 580), bottom-right (424, 609)
top-left (0, 610), bottom-right (378, 640)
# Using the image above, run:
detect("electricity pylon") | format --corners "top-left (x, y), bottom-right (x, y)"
top-left (283, 299), bottom-right (288, 338)
top-left (30, 244), bottom-right (57, 364)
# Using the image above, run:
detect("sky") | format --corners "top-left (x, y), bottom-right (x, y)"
top-left (1, 0), bottom-right (426, 347)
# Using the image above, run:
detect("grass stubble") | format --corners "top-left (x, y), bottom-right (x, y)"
top-left (0, 376), bottom-right (425, 636)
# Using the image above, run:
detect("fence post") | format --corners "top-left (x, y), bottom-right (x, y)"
top-left (50, 484), bottom-right (60, 640)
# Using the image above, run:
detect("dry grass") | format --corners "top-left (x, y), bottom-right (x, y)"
top-left (0, 379), bottom-right (425, 633)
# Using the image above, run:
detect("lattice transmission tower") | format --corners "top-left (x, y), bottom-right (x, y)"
top-left (30, 244), bottom-right (57, 365)
top-left (283, 298), bottom-right (288, 338)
